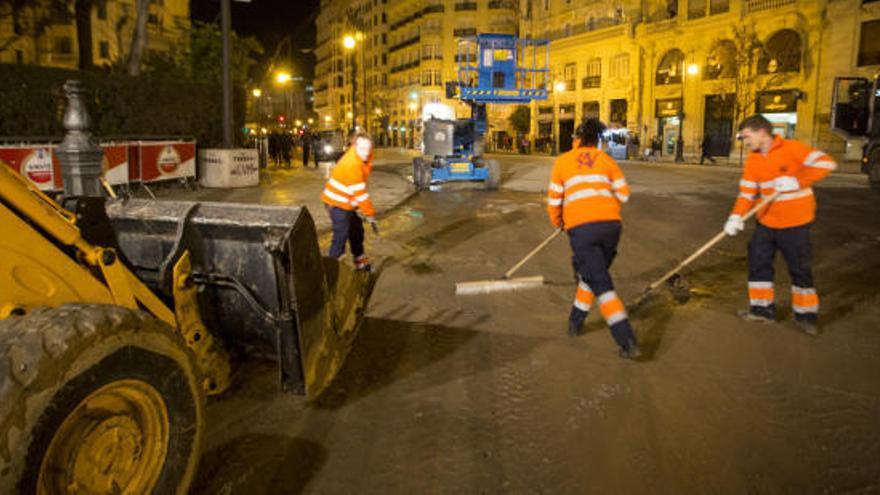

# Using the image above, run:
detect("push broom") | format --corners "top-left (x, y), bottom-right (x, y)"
top-left (455, 228), bottom-right (563, 295)
top-left (628, 191), bottom-right (782, 312)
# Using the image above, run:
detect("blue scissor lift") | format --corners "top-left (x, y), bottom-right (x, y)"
top-left (412, 34), bottom-right (549, 190)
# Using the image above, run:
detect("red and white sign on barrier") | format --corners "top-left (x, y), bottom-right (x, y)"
top-left (0, 145), bottom-right (62, 191)
top-left (136, 141), bottom-right (196, 183)
top-left (1, 140), bottom-right (195, 189)
top-left (101, 143), bottom-right (130, 186)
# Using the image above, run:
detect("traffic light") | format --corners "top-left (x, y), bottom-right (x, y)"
top-left (278, 114), bottom-right (286, 123)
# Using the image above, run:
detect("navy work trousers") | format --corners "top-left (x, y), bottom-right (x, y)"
top-left (568, 220), bottom-right (638, 349)
top-left (327, 206), bottom-right (365, 260)
top-left (748, 222), bottom-right (817, 322)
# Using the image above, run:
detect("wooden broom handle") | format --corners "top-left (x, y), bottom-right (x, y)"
top-left (504, 228), bottom-right (563, 279)
top-left (645, 191), bottom-right (781, 293)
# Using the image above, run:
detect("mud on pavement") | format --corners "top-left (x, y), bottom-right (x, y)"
top-left (194, 160), bottom-right (880, 494)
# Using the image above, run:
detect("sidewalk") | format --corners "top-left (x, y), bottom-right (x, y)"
top-left (137, 158), bottom-right (415, 233)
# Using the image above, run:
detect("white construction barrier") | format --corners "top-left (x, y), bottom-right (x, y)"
top-left (199, 148), bottom-right (260, 188)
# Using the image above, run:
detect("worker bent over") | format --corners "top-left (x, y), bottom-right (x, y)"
top-left (321, 132), bottom-right (377, 271)
top-left (547, 118), bottom-right (641, 359)
top-left (724, 115), bottom-right (836, 335)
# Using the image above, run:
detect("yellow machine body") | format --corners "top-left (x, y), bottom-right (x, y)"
top-left (0, 164), bottom-right (229, 393)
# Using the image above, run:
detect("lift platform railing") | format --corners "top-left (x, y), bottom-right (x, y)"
top-left (454, 34), bottom-right (550, 104)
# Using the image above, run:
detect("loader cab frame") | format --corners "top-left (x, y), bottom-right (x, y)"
top-left (830, 74), bottom-right (880, 183)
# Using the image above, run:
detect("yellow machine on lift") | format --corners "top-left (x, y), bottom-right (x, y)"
top-left (0, 82), bottom-right (377, 494)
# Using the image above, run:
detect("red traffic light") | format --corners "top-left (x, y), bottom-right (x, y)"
top-left (278, 115), bottom-right (286, 122)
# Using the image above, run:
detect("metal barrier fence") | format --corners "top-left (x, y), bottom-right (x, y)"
top-left (0, 138), bottom-right (196, 192)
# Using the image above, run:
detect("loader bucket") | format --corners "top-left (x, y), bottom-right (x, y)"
top-left (105, 199), bottom-right (378, 398)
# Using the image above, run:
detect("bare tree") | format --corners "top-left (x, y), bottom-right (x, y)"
top-left (710, 23), bottom-right (797, 162)
top-left (126, 0), bottom-right (148, 75)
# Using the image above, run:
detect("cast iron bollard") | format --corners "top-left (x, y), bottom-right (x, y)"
top-left (56, 80), bottom-right (104, 197)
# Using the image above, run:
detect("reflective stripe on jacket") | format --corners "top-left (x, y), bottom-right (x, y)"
top-left (732, 136), bottom-right (835, 229)
top-left (547, 146), bottom-right (630, 230)
top-left (321, 148), bottom-right (375, 217)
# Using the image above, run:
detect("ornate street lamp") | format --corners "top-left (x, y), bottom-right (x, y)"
top-left (676, 63), bottom-right (700, 163)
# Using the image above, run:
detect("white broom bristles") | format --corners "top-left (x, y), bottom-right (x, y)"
top-left (455, 275), bottom-right (545, 295)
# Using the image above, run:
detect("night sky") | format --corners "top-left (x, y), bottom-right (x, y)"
top-left (190, 0), bottom-right (320, 79)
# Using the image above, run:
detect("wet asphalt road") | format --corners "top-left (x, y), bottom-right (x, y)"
top-left (193, 155), bottom-right (880, 494)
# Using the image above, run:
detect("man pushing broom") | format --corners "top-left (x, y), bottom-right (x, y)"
top-left (547, 118), bottom-right (641, 359)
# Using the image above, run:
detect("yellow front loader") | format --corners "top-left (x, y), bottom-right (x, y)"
top-left (0, 151), bottom-right (377, 492)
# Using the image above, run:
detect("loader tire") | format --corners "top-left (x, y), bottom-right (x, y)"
top-left (421, 160), bottom-right (434, 189)
top-left (412, 158), bottom-right (423, 189)
top-left (868, 148), bottom-right (880, 194)
top-left (483, 159), bottom-right (501, 190)
top-left (0, 304), bottom-right (204, 495)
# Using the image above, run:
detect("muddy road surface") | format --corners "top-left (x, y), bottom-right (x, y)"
top-left (193, 156), bottom-right (880, 494)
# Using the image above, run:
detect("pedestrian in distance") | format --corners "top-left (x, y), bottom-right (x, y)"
top-left (723, 114), bottom-right (837, 335)
top-left (302, 131), bottom-right (311, 168)
top-left (321, 132), bottom-right (377, 272)
top-left (281, 132), bottom-right (293, 168)
top-left (547, 117), bottom-right (641, 359)
top-left (700, 134), bottom-right (716, 164)
top-left (268, 131), bottom-right (280, 167)
top-left (652, 135), bottom-right (662, 161)
top-left (312, 132), bottom-right (320, 168)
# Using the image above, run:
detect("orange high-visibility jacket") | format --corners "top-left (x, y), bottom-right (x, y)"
top-left (547, 146), bottom-right (630, 230)
top-left (321, 148), bottom-right (375, 217)
top-left (731, 136), bottom-right (836, 229)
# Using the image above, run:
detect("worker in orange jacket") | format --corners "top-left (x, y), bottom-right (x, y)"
top-left (547, 118), bottom-right (640, 359)
top-left (724, 115), bottom-right (836, 335)
top-left (321, 132), bottom-right (377, 271)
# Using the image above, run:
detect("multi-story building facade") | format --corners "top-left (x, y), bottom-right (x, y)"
top-left (0, 0), bottom-right (190, 69)
top-left (314, 0), bottom-right (519, 147)
top-left (315, 0), bottom-right (880, 157)
top-left (523, 0), bottom-right (880, 159)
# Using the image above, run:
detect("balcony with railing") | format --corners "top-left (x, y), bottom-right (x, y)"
top-left (488, 0), bottom-right (516, 8)
top-left (581, 76), bottom-right (601, 89)
top-left (390, 35), bottom-right (421, 53)
top-left (455, 2), bottom-right (478, 11)
top-left (454, 27), bottom-right (478, 37)
top-left (541, 17), bottom-right (625, 41)
top-left (424, 4), bottom-right (444, 14)
top-left (390, 60), bottom-right (421, 74)
top-left (745, 0), bottom-right (796, 13)
top-left (390, 11), bottom-right (423, 31)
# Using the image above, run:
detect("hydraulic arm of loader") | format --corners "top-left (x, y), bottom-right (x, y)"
top-left (0, 164), bottom-right (232, 394)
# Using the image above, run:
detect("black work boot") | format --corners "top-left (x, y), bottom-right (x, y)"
top-left (568, 307), bottom-right (587, 337)
top-left (736, 307), bottom-right (776, 323)
top-left (794, 316), bottom-right (819, 336)
top-left (618, 339), bottom-right (642, 360)
top-left (355, 255), bottom-right (372, 272)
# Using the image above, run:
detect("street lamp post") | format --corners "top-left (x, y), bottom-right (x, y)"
top-left (408, 91), bottom-right (419, 150)
top-left (343, 34), bottom-right (358, 135)
top-left (221, 0), bottom-right (233, 148)
top-left (408, 100), bottom-right (418, 149)
top-left (553, 80), bottom-right (566, 155)
top-left (274, 71), bottom-right (293, 128)
top-left (676, 62), bottom-right (700, 163)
